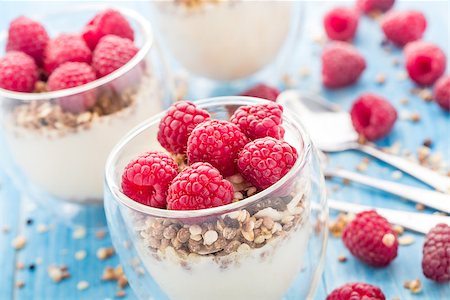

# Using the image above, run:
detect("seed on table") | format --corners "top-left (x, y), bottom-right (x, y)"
top-left (76, 281), bottom-right (89, 291)
top-left (12, 235), bottom-right (26, 250)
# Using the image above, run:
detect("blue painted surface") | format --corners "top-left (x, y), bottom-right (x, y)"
top-left (0, 1), bottom-right (449, 300)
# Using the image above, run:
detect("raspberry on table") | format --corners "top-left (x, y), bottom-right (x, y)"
top-left (92, 35), bottom-right (138, 78)
top-left (187, 120), bottom-right (249, 177)
top-left (44, 34), bottom-right (92, 74)
top-left (230, 103), bottom-right (285, 140)
top-left (405, 41), bottom-right (446, 86)
top-left (122, 151), bottom-right (178, 208)
top-left (237, 137), bottom-right (298, 190)
top-left (356, 0), bottom-right (395, 14)
top-left (323, 7), bottom-right (359, 41)
top-left (326, 282), bottom-right (386, 300)
top-left (240, 83), bottom-right (280, 102)
top-left (422, 223), bottom-right (450, 283)
top-left (350, 93), bottom-right (397, 141)
top-left (157, 101), bottom-right (211, 155)
top-left (434, 75), bottom-right (450, 111)
top-left (321, 42), bottom-right (366, 88)
top-left (167, 162), bottom-right (234, 210)
top-left (0, 51), bottom-right (38, 93)
top-left (6, 16), bottom-right (49, 65)
top-left (342, 210), bottom-right (398, 267)
top-left (381, 10), bottom-right (427, 47)
top-left (82, 9), bottom-right (134, 50)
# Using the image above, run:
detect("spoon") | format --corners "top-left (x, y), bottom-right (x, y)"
top-left (278, 90), bottom-right (450, 193)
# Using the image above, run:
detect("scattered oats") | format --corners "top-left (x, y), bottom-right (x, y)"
top-left (404, 279), bottom-right (422, 294)
top-left (398, 235), bottom-right (415, 246)
top-left (101, 267), bottom-right (116, 281)
top-left (409, 113), bottom-right (421, 123)
top-left (391, 171), bottom-right (403, 180)
top-left (382, 233), bottom-right (396, 247)
top-left (393, 225), bottom-right (404, 235)
top-left (48, 265), bottom-right (70, 283)
top-left (75, 250), bottom-right (87, 261)
top-left (36, 224), bottom-right (49, 234)
top-left (16, 281), bottom-right (25, 289)
top-left (338, 255), bottom-right (347, 263)
top-left (12, 235), bottom-right (26, 250)
top-left (203, 230), bottom-right (218, 246)
top-left (95, 229), bottom-right (106, 240)
top-left (396, 71), bottom-right (408, 80)
top-left (375, 73), bottom-right (386, 84)
top-left (72, 226), bottom-right (86, 239)
top-left (188, 225), bottom-right (202, 236)
top-left (329, 214), bottom-right (351, 237)
top-left (97, 247), bottom-right (115, 260)
top-left (77, 281), bottom-right (89, 291)
top-left (418, 88), bottom-right (433, 102)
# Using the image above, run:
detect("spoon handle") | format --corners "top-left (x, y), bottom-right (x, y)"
top-left (326, 169), bottom-right (450, 214)
top-left (356, 143), bottom-right (450, 193)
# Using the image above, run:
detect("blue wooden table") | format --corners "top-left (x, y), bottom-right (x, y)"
top-left (1, 1), bottom-right (449, 299)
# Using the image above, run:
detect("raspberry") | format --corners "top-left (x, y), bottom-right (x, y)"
top-left (356, 0), bottom-right (395, 14)
top-left (326, 282), bottom-right (386, 300)
top-left (0, 51), bottom-right (38, 92)
top-left (92, 35), bottom-right (138, 78)
top-left (422, 223), bottom-right (450, 282)
top-left (230, 103), bottom-right (285, 140)
top-left (44, 34), bottom-right (92, 74)
top-left (240, 83), bottom-right (280, 101)
top-left (434, 75), bottom-right (450, 111)
top-left (343, 210), bottom-right (398, 267)
top-left (187, 120), bottom-right (249, 177)
top-left (350, 93), bottom-right (397, 141)
top-left (157, 101), bottom-right (210, 155)
top-left (381, 10), bottom-right (426, 47)
top-left (237, 137), bottom-right (298, 190)
top-left (122, 151), bottom-right (178, 208)
top-left (6, 16), bottom-right (49, 65)
top-left (82, 9), bottom-right (134, 50)
top-left (167, 162), bottom-right (234, 210)
top-left (322, 42), bottom-right (366, 88)
top-left (323, 7), bottom-right (359, 41)
top-left (47, 62), bottom-right (97, 113)
top-left (405, 41), bottom-right (446, 86)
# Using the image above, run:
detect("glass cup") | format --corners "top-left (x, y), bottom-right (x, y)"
top-left (0, 6), bottom-right (170, 225)
top-left (105, 96), bottom-right (328, 299)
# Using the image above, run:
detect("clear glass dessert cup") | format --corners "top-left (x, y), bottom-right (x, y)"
top-left (105, 96), bottom-right (328, 300)
top-left (0, 5), bottom-right (170, 226)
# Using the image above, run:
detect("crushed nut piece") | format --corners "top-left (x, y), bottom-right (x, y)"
top-left (12, 235), bottom-right (27, 250)
top-left (338, 255), bottom-right (347, 263)
top-left (72, 227), bottom-right (86, 239)
top-left (329, 214), bottom-right (351, 237)
top-left (97, 247), bottom-right (115, 260)
top-left (75, 250), bottom-right (87, 261)
top-left (48, 265), bottom-right (70, 283)
top-left (404, 279), bottom-right (422, 294)
top-left (415, 203), bottom-right (425, 211)
top-left (95, 229), bottom-right (106, 240)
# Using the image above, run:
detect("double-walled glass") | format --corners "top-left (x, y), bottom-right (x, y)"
top-left (105, 97), bottom-right (328, 299)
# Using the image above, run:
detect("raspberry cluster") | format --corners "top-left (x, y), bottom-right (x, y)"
top-left (327, 282), bottom-right (386, 300)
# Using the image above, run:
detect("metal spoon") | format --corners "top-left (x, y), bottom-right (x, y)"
top-left (278, 90), bottom-right (450, 193)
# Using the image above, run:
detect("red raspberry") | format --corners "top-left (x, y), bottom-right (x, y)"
top-left (434, 75), bottom-right (450, 111)
top-left (323, 7), bottom-right (359, 41)
top-left (322, 42), bottom-right (366, 88)
top-left (326, 282), bottom-right (385, 300)
top-left (350, 93), bottom-right (397, 141)
top-left (381, 10), bottom-right (426, 47)
top-left (237, 137), bottom-right (298, 190)
top-left (47, 62), bottom-right (97, 113)
top-left (405, 41), bottom-right (446, 86)
top-left (44, 34), bottom-right (92, 74)
top-left (187, 120), bottom-right (249, 177)
top-left (422, 223), bottom-right (450, 283)
top-left (343, 210), bottom-right (398, 267)
top-left (230, 103), bottom-right (285, 140)
top-left (157, 101), bottom-right (210, 155)
top-left (240, 83), bottom-right (280, 102)
top-left (167, 162), bottom-right (233, 210)
top-left (122, 151), bottom-right (178, 208)
top-left (92, 35), bottom-right (138, 78)
top-left (6, 16), bottom-right (49, 65)
top-left (0, 51), bottom-right (38, 92)
top-left (82, 9), bottom-right (134, 50)
top-left (356, 0), bottom-right (395, 14)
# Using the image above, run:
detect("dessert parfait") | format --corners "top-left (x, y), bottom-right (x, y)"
top-left (105, 97), bottom-right (328, 299)
top-left (0, 7), bottom-right (167, 205)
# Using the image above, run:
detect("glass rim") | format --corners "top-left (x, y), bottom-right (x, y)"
top-left (105, 96), bottom-right (313, 219)
top-left (0, 4), bottom-right (153, 101)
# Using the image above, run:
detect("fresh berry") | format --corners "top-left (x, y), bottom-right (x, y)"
top-left (92, 35), bottom-right (138, 78)
top-left (422, 223), bottom-right (450, 282)
top-left (356, 0), bottom-right (395, 14)
top-left (230, 103), bottom-right (285, 140)
top-left (350, 93), bottom-right (397, 141)
top-left (157, 101), bottom-right (210, 155)
top-left (122, 151), bottom-right (178, 208)
top-left (187, 120), bottom-right (249, 177)
top-left (237, 137), bottom-right (298, 190)
top-left (434, 75), bottom-right (450, 111)
top-left (47, 62), bottom-right (97, 113)
top-left (326, 282), bottom-right (386, 300)
top-left (323, 7), bottom-right (359, 41)
top-left (82, 9), bottom-right (134, 50)
top-left (0, 51), bottom-right (38, 92)
top-left (343, 210), bottom-right (398, 267)
top-left (167, 162), bottom-right (233, 210)
top-left (381, 10), bottom-right (426, 47)
top-left (6, 16), bottom-right (49, 65)
top-left (322, 42), bottom-right (366, 88)
top-left (405, 41), bottom-right (446, 86)
top-left (240, 83), bottom-right (280, 101)
top-left (44, 34), bottom-right (92, 74)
